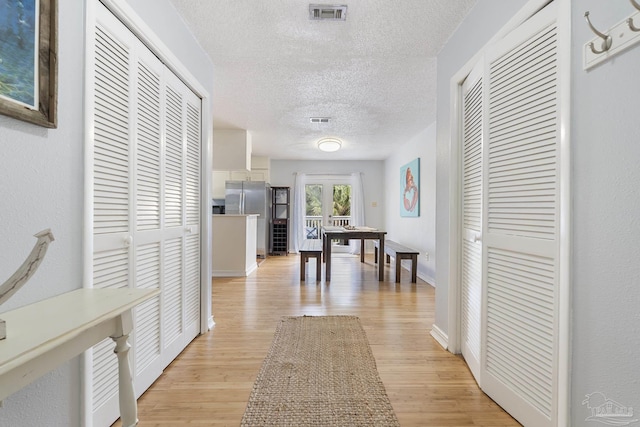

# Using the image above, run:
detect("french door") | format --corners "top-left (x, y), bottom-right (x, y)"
top-left (87, 2), bottom-right (201, 426)
top-left (304, 179), bottom-right (351, 250)
top-left (457, 2), bottom-right (565, 426)
top-left (305, 183), bottom-right (352, 227)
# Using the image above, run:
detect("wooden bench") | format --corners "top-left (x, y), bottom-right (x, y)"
top-left (300, 239), bottom-right (323, 281)
top-left (373, 240), bottom-right (419, 283)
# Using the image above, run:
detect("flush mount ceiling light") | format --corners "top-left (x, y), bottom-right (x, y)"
top-left (317, 138), bottom-right (342, 152)
top-left (309, 4), bottom-right (347, 21)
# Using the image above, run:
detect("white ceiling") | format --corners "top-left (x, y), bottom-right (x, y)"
top-left (168, 0), bottom-right (477, 160)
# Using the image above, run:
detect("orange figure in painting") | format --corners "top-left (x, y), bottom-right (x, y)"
top-left (403, 167), bottom-right (418, 212)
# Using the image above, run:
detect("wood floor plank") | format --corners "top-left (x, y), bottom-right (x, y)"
top-left (113, 253), bottom-right (519, 426)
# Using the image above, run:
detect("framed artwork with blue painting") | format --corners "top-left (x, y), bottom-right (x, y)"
top-left (0, 0), bottom-right (57, 128)
top-left (400, 158), bottom-right (419, 217)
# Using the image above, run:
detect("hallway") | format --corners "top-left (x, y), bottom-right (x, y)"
top-left (120, 254), bottom-right (519, 426)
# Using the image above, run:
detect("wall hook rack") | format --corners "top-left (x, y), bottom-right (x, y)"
top-left (628, 0), bottom-right (640, 31)
top-left (584, 11), bottom-right (613, 54)
top-left (583, 5), bottom-right (640, 70)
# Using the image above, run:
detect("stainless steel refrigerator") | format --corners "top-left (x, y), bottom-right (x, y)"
top-left (225, 181), bottom-right (271, 258)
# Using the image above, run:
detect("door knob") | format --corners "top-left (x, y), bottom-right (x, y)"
top-left (464, 230), bottom-right (482, 243)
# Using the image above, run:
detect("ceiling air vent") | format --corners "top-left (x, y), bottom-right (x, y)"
top-left (309, 4), bottom-right (347, 21)
top-left (310, 117), bottom-right (331, 124)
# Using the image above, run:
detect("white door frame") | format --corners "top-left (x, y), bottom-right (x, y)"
top-left (444, 0), bottom-right (571, 425)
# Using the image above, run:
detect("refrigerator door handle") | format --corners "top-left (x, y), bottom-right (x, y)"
top-left (240, 192), bottom-right (245, 214)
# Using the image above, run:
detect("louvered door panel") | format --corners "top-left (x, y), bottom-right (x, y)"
top-left (92, 339), bottom-right (120, 413)
top-left (463, 80), bottom-right (483, 232)
top-left (460, 64), bottom-right (483, 383)
top-left (134, 243), bottom-right (161, 371)
top-left (481, 4), bottom-right (559, 426)
top-left (133, 241), bottom-right (162, 394)
top-left (92, 248), bottom-right (128, 418)
top-left (93, 26), bottom-right (130, 235)
top-left (93, 248), bottom-right (129, 289)
top-left (184, 97), bottom-right (201, 330)
top-left (186, 102), bottom-right (201, 226)
top-left (91, 13), bottom-right (133, 426)
top-left (461, 240), bottom-right (481, 356)
top-left (136, 60), bottom-right (162, 232)
top-left (486, 248), bottom-right (554, 415)
top-left (164, 85), bottom-right (183, 229)
top-left (487, 25), bottom-right (558, 241)
top-left (132, 46), bottom-right (165, 398)
top-left (164, 237), bottom-right (183, 348)
top-left (185, 234), bottom-right (200, 326)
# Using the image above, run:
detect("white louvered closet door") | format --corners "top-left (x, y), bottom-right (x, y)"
top-left (184, 89), bottom-right (202, 344)
top-left (161, 71), bottom-right (201, 367)
top-left (89, 2), bottom-right (202, 426)
top-left (460, 61), bottom-right (483, 384)
top-left (480, 3), bottom-right (560, 426)
top-left (131, 39), bottom-right (164, 396)
top-left (91, 7), bottom-right (136, 424)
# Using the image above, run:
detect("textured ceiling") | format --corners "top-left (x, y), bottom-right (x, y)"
top-left (168, 0), bottom-right (477, 160)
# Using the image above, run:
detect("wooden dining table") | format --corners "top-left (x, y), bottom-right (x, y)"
top-left (321, 226), bottom-right (387, 281)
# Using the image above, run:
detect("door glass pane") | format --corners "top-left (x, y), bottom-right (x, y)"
top-left (331, 184), bottom-right (351, 247)
top-left (305, 184), bottom-right (322, 239)
top-left (332, 184), bottom-right (351, 227)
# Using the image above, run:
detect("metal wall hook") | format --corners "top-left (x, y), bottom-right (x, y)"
top-left (584, 11), bottom-right (613, 54)
top-left (584, 2), bottom-right (640, 69)
top-left (629, 0), bottom-right (640, 31)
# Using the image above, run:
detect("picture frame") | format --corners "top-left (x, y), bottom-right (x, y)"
top-left (400, 158), bottom-right (420, 217)
top-left (0, 0), bottom-right (57, 128)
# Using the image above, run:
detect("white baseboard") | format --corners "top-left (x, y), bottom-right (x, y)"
top-left (430, 324), bottom-right (448, 350)
top-left (212, 262), bottom-right (257, 277)
top-left (417, 271), bottom-right (435, 286)
top-left (395, 259), bottom-right (434, 286)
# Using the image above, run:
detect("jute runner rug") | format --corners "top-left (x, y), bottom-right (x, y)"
top-left (241, 315), bottom-right (400, 426)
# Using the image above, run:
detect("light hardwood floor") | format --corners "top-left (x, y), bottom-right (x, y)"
top-left (116, 252), bottom-right (519, 426)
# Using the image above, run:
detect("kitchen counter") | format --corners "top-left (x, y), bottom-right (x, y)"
top-left (212, 214), bottom-right (258, 277)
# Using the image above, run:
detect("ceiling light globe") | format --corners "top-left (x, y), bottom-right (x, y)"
top-left (318, 138), bottom-right (342, 152)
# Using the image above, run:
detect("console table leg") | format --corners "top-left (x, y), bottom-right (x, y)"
top-left (112, 311), bottom-right (138, 427)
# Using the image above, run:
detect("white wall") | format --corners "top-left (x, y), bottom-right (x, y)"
top-left (270, 160), bottom-right (385, 252)
top-left (383, 124), bottom-right (436, 284)
top-left (570, 1), bottom-right (640, 424)
top-left (0, 1), bottom-right (213, 426)
top-left (127, 0), bottom-right (214, 90)
top-left (212, 129), bottom-right (251, 170)
top-left (0, 2), bottom-right (85, 425)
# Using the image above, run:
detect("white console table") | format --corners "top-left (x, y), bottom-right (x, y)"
top-left (0, 288), bottom-right (159, 427)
